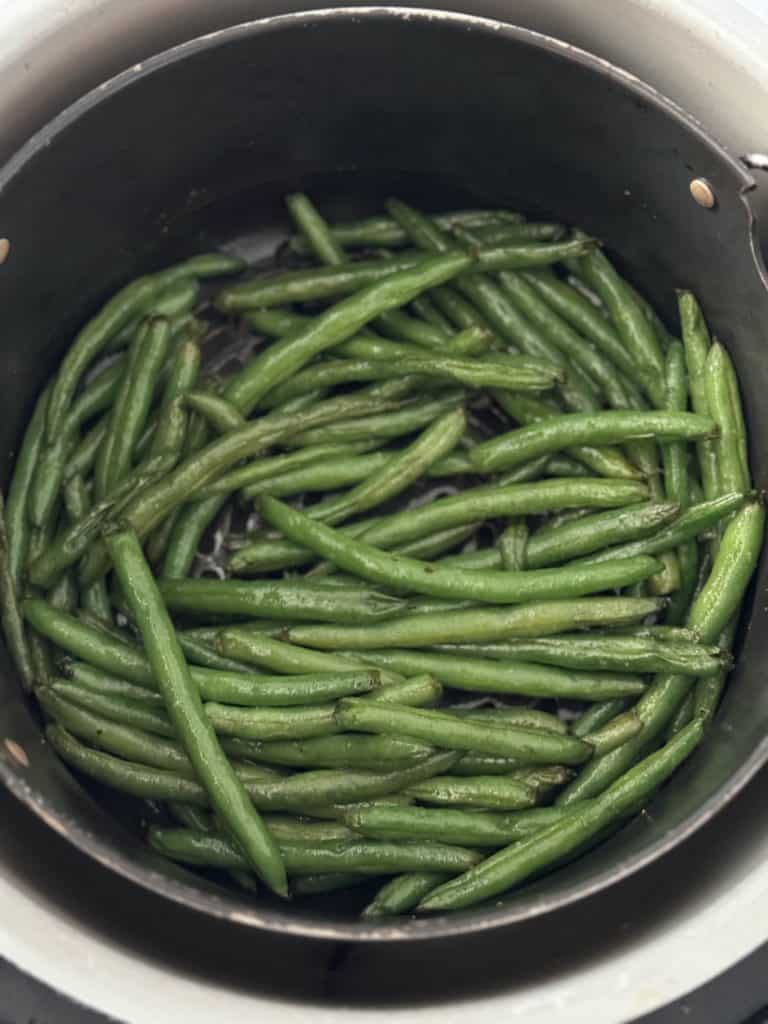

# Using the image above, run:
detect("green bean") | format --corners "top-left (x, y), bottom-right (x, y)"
top-left (108, 317), bottom-right (172, 487)
top-left (214, 628), bottom-right (400, 684)
top-left (335, 700), bottom-right (592, 764)
top-left (218, 240), bottom-right (592, 314)
top-left (64, 419), bottom-right (107, 482)
top-left (198, 443), bottom-right (375, 498)
top-left (409, 295), bottom-right (453, 332)
top-left (224, 252), bottom-right (469, 414)
top-left (543, 454), bottom-right (591, 477)
top-left (46, 253), bottom-right (244, 441)
top-left (492, 390), bottom-right (641, 481)
top-left (292, 873), bottom-right (371, 894)
top-left (239, 453), bottom-right (395, 500)
top-left (0, 495), bottom-right (34, 689)
top-left (284, 393), bottom-right (464, 448)
top-left (282, 593), bottom-right (663, 647)
top-left (28, 421), bottom-right (77, 530)
top-left (286, 192), bottom-right (345, 264)
top-left (572, 492), bottom-right (749, 566)
top-left (338, 647), bottom-right (648, 700)
top-left (571, 698), bottom-right (629, 738)
top-left (287, 209), bottom-right (524, 252)
top-left (523, 269), bottom-right (636, 379)
top-left (230, 477), bottom-right (649, 575)
top-left (361, 872), bottom-right (451, 917)
top-left (241, 734), bottom-right (434, 770)
top-left (49, 722), bottom-right (457, 812)
top-left (405, 775), bottom-right (537, 810)
top-left (499, 521), bottom-right (528, 571)
top-left (376, 306), bottom-right (454, 350)
top-left (42, 681), bottom-right (176, 741)
top-left (149, 828), bottom-right (482, 876)
top-left (260, 495), bottom-right (661, 603)
top-left (526, 502), bottom-right (680, 568)
top-left (267, 350), bottom-right (557, 403)
top-left (450, 754), bottom-right (525, 776)
top-left (498, 271), bottom-right (623, 403)
top-left (28, 454), bottom-right (176, 588)
top-left (81, 391), bottom-right (411, 583)
top-left (105, 528), bottom-right (287, 895)
top-left (185, 391), bottom-right (246, 434)
top-left (430, 285), bottom-right (499, 339)
top-left (470, 411), bottom-right (715, 473)
top-left (392, 205), bottom-right (601, 411)
top-left (559, 500), bottom-right (763, 805)
top-left (573, 245), bottom-right (665, 404)
top-left (665, 691), bottom-right (695, 740)
top-left (346, 804), bottom-right (567, 848)
top-left (204, 703), bottom-right (342, 741)
top-left (678, 291), bottom-right (718, 499)
top-left (705, 342), bottom-right (750, 494)
top-left (149, 340), bottom-right (200, 456)
top-left (176, 634), bottom-right (258, 674)
top-left (263, 816), bottom-right (358, 843)
top-left (59, 659), bottom-right (166, 706)
top-left (158, 578), bottom-right (405, 625)
top-left (307, 407), bottom-right (466, 525)
top-left (688, 501), bottom-right (764, 642)
top-left (419, 719), bottom-right (703, 911)
top-left (160, 495), bottom-right (227, 580)
top-left (5, 386), bottom-right (50, 588)
top-left (693, 621), bottom-right (736, 724)
top-left (582, 712), bottom-right (643, 756)
top-left (49, 572), bottom-right (78, 614)
top-left (447, 706), bottom-right (567, 733)
top-left (47, 724), bottom-right (210, 804)
top-left (472, 223), bottom-right (566, 244)
top-left (439, 634), bottom-right (727, 676)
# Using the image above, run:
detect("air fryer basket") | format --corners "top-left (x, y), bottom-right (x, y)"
top-left (0, 8), bottom-right (766, 941)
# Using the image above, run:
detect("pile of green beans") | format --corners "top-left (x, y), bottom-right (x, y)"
top-left (3, 195), bottom-right (762, 918)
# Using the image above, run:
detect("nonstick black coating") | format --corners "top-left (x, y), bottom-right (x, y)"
top-left (0, 8), bottom-right (767, 941)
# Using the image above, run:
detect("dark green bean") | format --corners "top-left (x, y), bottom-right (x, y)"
top-left (338, 647), bottom-right (648, 700)
top-left (405, 775), bottom-right (537, 810)
top-left (705, 342), bottom-right (750, 494)
top-left (28, 454), bottom-right (176, 588)
top-left (437, 634), bottom-right (727, 676)
top-left (573, 245), bottom-right (665, 404)
top-left (5, 386), bottom-right (50, 588)
top-left (492, 390), bottom-right (641, 481)
top-left (523, 269), bottom-right (636, 379)
top-left (470, 411), bottom-right (715, 473)
top-left (223, 251), bottom-right (470, 414)
top-left (287, 209), bottom-right (524, 252)
top-left (335, 699), bottom-right (590, 765)
top-left (105, 527), bottom-right (287, 895)
top-left (59, 659), bottom-right (166, 706)
top-left (286, 192), bottom-right (345, 264)
top-left (217, 240), bottom-right (592, 314)
top-left (274, 609), bottom-right (660, 668)
top-left (81, 391), bottom-right (411, 583)
top-left (149, 828), bottom-right (482, 876)
top-left (240, 734), bottom-right (435, 770)
top-left (571, 698), bottom-right (629, 738)
top-left (361, 872), bottom-right (451, 917)
top-left (46, 253), bottom-right (245, 441)
top-left (678, 290), bottom-right (718, 500)
top-left (419, 720), bottom-right (703, 911)
top-left (526, 502), bottom-right (680, 568)
top-left (158, 578), bottom-right (406, 624)
top-left (571, 492), bottom-right (749, 566)
top-left (261, 495), bottom-right (661, 603)
top-left (346, 804), bottom-right (567, 848)
top-left (0, 494), bottom-right (34, 689)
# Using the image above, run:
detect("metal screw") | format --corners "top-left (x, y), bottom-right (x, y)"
top-left (0, 238), bottom-right (9, 265)
top-left (689, 178), bottom-right (716, 209)
top-left (3, 738), bottom-right (29, 768)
